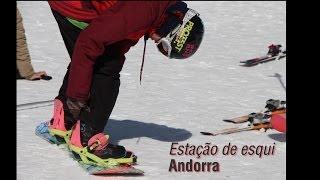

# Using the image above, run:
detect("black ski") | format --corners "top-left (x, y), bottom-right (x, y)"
top-left (240, 53), bottom-right (286, 67)
top-left (240, 44), bottom-right (286, 67)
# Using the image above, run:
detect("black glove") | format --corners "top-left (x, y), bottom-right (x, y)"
top-left (66, 97), bottom-right (89, 119)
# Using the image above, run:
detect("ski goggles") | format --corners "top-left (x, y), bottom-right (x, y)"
top-left (156, 8), bottom-right (200, 58)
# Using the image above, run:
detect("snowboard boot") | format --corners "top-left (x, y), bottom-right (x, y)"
top-left (68, 120), bottom-right (136, 167)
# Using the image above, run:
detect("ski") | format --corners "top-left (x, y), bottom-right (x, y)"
top-left (240, 44), bottom-right (286, 67)
top-left (223, 99), bottom-right (286, 124)
top-left (200, 99), bottom-right (286, 136)
top-left (35, 122), bottom-right (144, 175)
top-left (223, 108), bottom-right (286, 124)
top-left (240, 55), bottom-right (269, 64)
top-left (200, 122), bottom-right (272, 136)
top-left (222, 113), bottom-right (260, 124)
top-left (240, 54), bottom-right (286, 67)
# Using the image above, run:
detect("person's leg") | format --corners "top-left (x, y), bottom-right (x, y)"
top-left (51, 9), bottom-right (81, 58)
top-left (66, 54), bottom-right (127, 159)
top-left (51, 9), bottom-right (82, 101)
top-left (16, 8), bottom-right (35, 79)
top-left (51, 9), bottom-right (127, 157)
top-left (79, 55), bottom-right (125, 144)
top-left (49, 9), bottom-right (82, 130)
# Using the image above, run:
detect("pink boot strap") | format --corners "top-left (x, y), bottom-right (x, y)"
top-left (88, 133), bottom-right (109, 151)
top-left (70, 121), bottom-right (83, 148)
top-left (50, 99), bottom-right (66, 131)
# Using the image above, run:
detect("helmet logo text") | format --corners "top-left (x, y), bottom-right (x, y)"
top-left (174, 21), bottom-right (194, 52)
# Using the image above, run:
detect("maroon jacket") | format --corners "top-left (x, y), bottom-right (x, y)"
top-left (49, 1), bottom-right (176, 101)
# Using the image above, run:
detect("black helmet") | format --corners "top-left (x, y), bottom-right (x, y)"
top-left (156, 6), bottom-right (204, 59)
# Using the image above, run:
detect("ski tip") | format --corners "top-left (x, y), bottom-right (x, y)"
top-left (223, 119), bottom-right (246, 124)
top-left (222, 119), bottom-right (235, 123)
top-left (245, 63), bottom-right (258, 66)
top-left (239, 64), bottom-right (255, 67)
top-left (200, 132), bottom-right (214, 136)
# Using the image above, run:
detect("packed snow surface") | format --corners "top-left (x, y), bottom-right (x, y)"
top-left (17, 1), bottom-right (286, 180)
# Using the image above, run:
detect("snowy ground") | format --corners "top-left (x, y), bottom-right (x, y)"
top-left (17, 1), bottom-right (286, 180)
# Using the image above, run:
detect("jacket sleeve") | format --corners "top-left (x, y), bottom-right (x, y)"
top-left (66, 2), bottom-right (161, 101)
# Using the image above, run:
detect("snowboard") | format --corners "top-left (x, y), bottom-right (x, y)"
top-left (35, 121), bottom-right (144, 175)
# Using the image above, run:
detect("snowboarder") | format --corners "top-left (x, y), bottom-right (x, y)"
top-left (46, 1), bottom-right (204, 163)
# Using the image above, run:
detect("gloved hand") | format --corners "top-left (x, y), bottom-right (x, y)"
top-left (26, 71), bottom-right (48, 80)
top-left (66, 97), bottom-right (89, 119)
